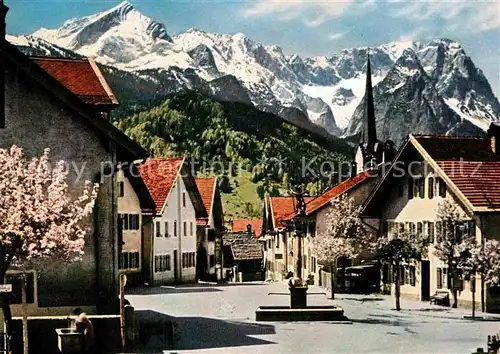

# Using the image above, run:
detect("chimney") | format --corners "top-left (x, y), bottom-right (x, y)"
top-left (488, 123), bottom-right (500, 154)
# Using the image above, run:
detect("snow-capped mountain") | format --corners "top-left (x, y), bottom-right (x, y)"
top-left (8, 1), bottom-right (499, 142)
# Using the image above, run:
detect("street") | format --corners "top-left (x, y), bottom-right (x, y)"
top-left (126, 282), bottom-right (498, 353)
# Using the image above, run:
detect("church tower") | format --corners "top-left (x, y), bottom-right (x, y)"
top-left (355, 53), bottom-right (378, 174)
top-left (354, 52), bottom-right (396, 175)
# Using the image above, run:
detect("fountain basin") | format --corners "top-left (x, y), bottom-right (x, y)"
top-left (255, 305), bottom-right (349, 322)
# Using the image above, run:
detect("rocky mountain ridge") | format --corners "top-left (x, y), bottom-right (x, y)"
top-left (8, 1), bottom-right (499, 143)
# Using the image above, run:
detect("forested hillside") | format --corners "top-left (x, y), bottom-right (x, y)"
top-left (116, 91), bottom-right (352, 218)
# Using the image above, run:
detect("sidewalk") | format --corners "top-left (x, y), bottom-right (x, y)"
top-left (326, 290), bottom-right (500, 322)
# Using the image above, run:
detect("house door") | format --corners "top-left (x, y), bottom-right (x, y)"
top-left (174, 250), bottom-right (179, 281)
top-left (421, 260), bottom-right (430, 301)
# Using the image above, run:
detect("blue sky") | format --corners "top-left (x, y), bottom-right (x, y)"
top-left (7, 0), bottom-right (500, 96)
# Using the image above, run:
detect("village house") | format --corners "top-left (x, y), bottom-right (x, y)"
top-left (231, 219), bottom-right (263, 238)
top-left (362, 124), bottom-right (500, 312)
top-left (222, 231), bottom-right (263, 282)
top-left (139, 158), bottom-right (207, 285)
top-left (261, 56), bottom-right (385, 285)
top-left (195, 177), bottom-right (224, 281)
top-left (262, 196), bottom-right (314, 281)
top-left (1, 5), bottom-right (147, 316)
top-left (117, 165), bottom-right (156, 286)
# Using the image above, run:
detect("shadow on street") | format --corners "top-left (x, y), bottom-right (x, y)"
top-left (130, 310), bottom-right (276, 352)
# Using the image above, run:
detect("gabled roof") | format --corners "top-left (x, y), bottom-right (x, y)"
top-left (232, 219), bottom-right (263, 238)
top-left (195, 177), bottom-right (217, 218)
top-left (414, 135), bottom-right (500, 211)
top-left (363, 132), bottom-right (500, 215)
top-left (31, 56), bottom-right (118, 107)
top-left (3, 41), bottom-right (146, 160)
top-left (267, 196), bottom-right (315, 230)
top-left (139, 158), bottom-right (208, 217)
top-left (124, 165), bottom-right (156, 215)
top-left (302, 170), bottom-right (375, 216)
top-left (223, 232), bottom-right (263, 260)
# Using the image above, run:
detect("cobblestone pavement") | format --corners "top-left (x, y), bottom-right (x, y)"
top-left (126, 281), bottom-right (499, 353)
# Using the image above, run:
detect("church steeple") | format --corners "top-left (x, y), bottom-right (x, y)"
top-left (362, 52), bottom-right (377, 150)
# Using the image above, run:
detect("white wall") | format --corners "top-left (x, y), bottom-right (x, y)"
top-left (117, 170), bottom-right (142, 272)
top-left (380, 163), bottom-right (481, 304)
top-left (153, 175), bottom-right (197, 284)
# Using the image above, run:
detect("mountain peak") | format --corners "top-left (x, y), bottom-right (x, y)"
top-left (111, 1), bottom-right (134, 12)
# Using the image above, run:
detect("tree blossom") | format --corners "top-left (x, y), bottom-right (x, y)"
top-left (373, 229), bottom-right (427, 311)
top-left (312, 195), bottom-right (372, 265)
top-left (434, 199), bottom-right (475, 308)
top-left (0, 145), bottom-right (98, 344)
top-left (311, 195), bottom-right (372, 298)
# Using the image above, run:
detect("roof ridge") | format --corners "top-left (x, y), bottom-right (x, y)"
top-left (414, 135), bottom-right (488, 140)
top-left (29, 56), bottom-right (88, 63)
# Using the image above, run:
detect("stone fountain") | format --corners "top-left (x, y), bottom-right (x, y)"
top-left (255, 185), bottom-right (348, 322)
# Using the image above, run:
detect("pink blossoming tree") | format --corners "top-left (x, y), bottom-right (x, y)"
top-left (312, 195), bottom-right (372, 299)
top-left (434, 200), bottom-right (476, 308)
top-left (0, 145), bottom-right (98, 345)
top-left (373, 229), bottom-right (427, 311)
top-left (460, 239), bottom-right (500, 316)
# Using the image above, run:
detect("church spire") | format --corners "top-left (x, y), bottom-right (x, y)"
top-left (362, 51), bottom-right (377, 150)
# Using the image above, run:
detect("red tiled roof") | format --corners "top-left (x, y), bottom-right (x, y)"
top-left (414, 135), bottom-right (500, 210)
top-left (138, 158), bottom-right (184, 214)
top-left (304, 170), bottom-right (375, 216)
top-left (195, 178), bottom-right (217, 217)
top-left (438, 161), bottom-right (500, 209)
top-left (232, 219), bottom-right (263, 237)
top-left (269, 196), bottom-right (315, 229)
top-left (31, 57), bottom-right (116, 106)
top-left (414, 136), bottom-right (497, 162)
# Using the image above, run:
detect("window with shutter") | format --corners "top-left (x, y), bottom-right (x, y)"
top-left (438, 178), bottom-right (447, 197)
top-left (174, 221), bottom-right (177, 236)
top-left (417, 222), bottom-right (423, 236)
top-left (419, 178), bottom-right (425, 198)
top-left (408, 179), bottom-right (414, 199)
top-left (118, 181), bottom-right (124, 197)
top-left (156, 221), bottom-right (161, 237)
top-left (437, 268), bottom-right (443, 289)
top-left (428, 177), bottom-right (434, 199)
top-left (436, 221), bottom-right (442, 243)
top-left (428, 222), bottom-right (435, 243)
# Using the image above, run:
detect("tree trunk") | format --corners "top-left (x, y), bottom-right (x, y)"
top-left (451, 278), bottom-right (458, 309)
top-left (330, 264), bottom-right (335, 300)
top-left (448, 265), bottom-right (457, 308)
top-left (472, 287), bottom-right (476, 319)
top-left (481, 276), bottom-right (485, 312)
top-left (395, 261), bottom-right (401, 311)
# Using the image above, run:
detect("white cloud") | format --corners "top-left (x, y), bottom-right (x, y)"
top-left (243, 0), bottom-right (361, 27)
top-left (390, 1), bottom-right (500, 33)
top-left (328, 32), bottom-right (345, 41)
